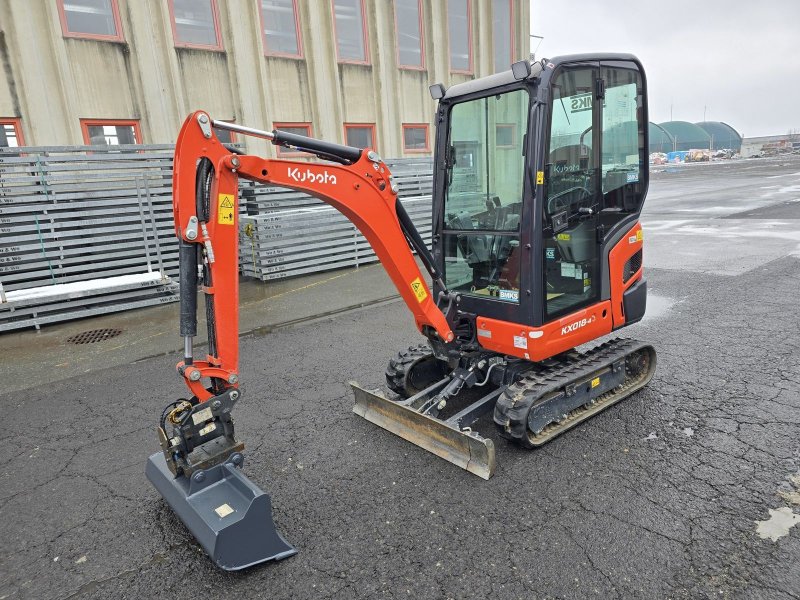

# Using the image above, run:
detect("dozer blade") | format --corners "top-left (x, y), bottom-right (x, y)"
top-left (146, 451), bottom-right (296, 571)
top-left (351, 382), bottom-right (496, 480)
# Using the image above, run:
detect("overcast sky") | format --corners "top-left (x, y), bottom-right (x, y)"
top-left (530, 1), bottom-right (800, 138)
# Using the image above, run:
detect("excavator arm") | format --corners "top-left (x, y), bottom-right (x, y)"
top-left (146, 111), bottom-right (459, 570)
top-left (173, 111), bottom-right (454, 402)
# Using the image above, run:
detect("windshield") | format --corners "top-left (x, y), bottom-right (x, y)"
top-left (442, 89), bottom-right (529, 302)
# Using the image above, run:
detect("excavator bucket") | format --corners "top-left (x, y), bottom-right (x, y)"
top-left (146, 452), bottom-right (296, 571)
top-left (351, 382), bottom-right (496, 479)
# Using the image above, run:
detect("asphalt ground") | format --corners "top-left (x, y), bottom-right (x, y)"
top-left (1, 156), bottom-right (799, 599)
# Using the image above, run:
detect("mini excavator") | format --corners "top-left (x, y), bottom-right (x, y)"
top-left (146, 54), bottom-right (656, 570)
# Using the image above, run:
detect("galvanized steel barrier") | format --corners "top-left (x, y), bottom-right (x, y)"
top-left (0, 146), bottom-right (433, 332)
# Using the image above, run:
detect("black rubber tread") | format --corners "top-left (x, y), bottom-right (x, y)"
top-left (493, 338), bottom-right (656, 448)
top-left (385, 345), bottom-right (449, 398)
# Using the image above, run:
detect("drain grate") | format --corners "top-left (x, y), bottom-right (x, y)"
top-left (66, 328), bottom-right (123, 345)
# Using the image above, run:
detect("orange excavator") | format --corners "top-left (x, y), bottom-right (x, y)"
top-left (146, 54), bottom-right (656, 570)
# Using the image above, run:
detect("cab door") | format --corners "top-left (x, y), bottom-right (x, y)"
top-left (542, 63), bottom-right (603, 321)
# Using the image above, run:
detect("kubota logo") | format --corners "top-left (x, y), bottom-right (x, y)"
top-left (561, 315), bottom-right (596, 335)
top-left (288, 167), bottom-right (337, 185)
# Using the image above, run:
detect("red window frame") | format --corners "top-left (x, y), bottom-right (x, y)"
top-left (447, 0), bottom-right (473, 75)
top-left (393, 0), bottom-right (425, 71)
top-left (343, 123), bottom-right (376, 150)
top-left (273, 121), bottom-right (313, 156)
top-left (167, 0), bottom-right (223, 51)
top-left (213, 121), bottom-right (237, 144)
top-left (56, 0), bottom-right (125, 42)
top-left (402, 123), bottom-right (430, 153)
top-left (493, 0), bottom-right (514, 73)
top-left (331, 0), bottom-right (370, 65)
top-left (259, 0), bottom-right (303, 58)
top-left (0, 118), bottom-right (25, 147)
top-left (80, 119), bottom-right (142, 145)
top-left (495, 123), bottom-right (516, 148)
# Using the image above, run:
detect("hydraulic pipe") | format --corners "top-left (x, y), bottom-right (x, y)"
top-left (179, 240), bottom-right (198, 364)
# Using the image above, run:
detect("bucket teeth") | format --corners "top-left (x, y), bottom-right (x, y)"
top-left (351, 382), bottom-right (496, 480)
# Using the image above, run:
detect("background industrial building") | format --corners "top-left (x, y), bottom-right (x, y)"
top-left (0, 0), bottom-right (530, 157)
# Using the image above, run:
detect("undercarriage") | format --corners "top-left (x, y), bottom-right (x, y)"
top-left (353, 338), bottom-right (656, 479)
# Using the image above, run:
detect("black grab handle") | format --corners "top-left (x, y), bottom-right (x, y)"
top-left (271, 130), bottom-right (362, 164)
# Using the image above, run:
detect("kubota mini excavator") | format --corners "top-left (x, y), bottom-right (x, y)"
top-left (146, 54), bottom-right (656, 570)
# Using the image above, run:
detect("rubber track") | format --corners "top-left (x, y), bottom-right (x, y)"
top-left (385, 345), bottom-right (436, 398)
top-left (493, 338), bottom-right (656, 446)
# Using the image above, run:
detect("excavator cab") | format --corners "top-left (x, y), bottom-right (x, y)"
top-left (431, 55), bottom-right (649, 329)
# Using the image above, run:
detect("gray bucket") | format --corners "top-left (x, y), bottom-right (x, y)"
top-left (146, 451), bottom-right (296, 570)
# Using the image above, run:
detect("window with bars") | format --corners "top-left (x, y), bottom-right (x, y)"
top-left (492, 0), bottom-right (512, 73)
top-left (58, 0), bottom-right (123, 40)
top-left (81, 120), bottom-right (141, 146)
top-left (344, 124), bottom-right (375, 149)
top-left (332, 0), bottom-right (368, 63)
top-left (260, 0), bottom-right (302, 57)
top-left (394, 0), bottom-right (423, 69)
top-left (0, 120), bottom-right (24, 148)
top-left (447, 0), bottom-right (471, 73)
top-left (169, 0), bottom-right (222, 49)
top-left (402, 124), bottom-right (429, 153)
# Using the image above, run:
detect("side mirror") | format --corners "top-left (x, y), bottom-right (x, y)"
top-left (511, 60), bottom-right (531, 80)
top-left (429, 83), bottom-right (446, 100)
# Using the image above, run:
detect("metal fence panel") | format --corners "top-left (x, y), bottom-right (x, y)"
top-left (0, 144), bottom-right (433, 331)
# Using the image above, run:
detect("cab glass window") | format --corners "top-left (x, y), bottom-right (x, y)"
top-left (442, 89), bottom-right (528, 303)
top-left (544, 66), bottom-right (600, 318)
top-left (599, 65), bottom-right (646, 216)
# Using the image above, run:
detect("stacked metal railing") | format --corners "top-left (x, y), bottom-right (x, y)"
top-left (0, 146), bottom-right (433, 332)
top-left (0, 144), bottom-right (179, 332)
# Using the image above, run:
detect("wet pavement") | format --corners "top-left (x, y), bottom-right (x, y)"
top-left (1, 156), bottom-right (799, 599)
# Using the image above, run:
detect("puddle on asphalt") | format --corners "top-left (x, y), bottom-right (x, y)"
top-left (755, 474), bottom-right (800, 541)
top-left (643, 294), bottom-right (677, 322)
top-left (755, 507), bottom-right (800, 541)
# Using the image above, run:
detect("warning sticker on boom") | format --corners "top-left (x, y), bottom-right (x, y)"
top-left (217, 194), bottom-right (235, 225)
top-left (410, 277), bottom-right (428, 303)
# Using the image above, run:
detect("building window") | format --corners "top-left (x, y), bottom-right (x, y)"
top-left (169, 0), bottom-right (222, 50)
top-left (447, 0), bottom-right (472, 73)
top-left (273, 122), bottom-right (312, 156)
top-left (344, 123), bottom-right (375, 149)
top-left (80, 119), bottom-right (141, 145)
top-left (332, 0), bottom-right (368, 64)
top-left (260, 0), bottom-right (302, 57)
top-left (496, 123), bottom-right (516, 148)
top-left (402, 124), bottom-right (429, 153)
top-left (57, 0), bottom-right (124, 41)
top-left (213, 122), bottom-right (237, 144)
top-left (492, 0), bottom-right (512, 73)
top-left (0, 119), bottom-right (24, 148)
top-left (394, 0), bottom-right (424, 69)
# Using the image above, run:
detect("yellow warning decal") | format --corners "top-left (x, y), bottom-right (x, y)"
top-left (410, 277), bottom-right (428, 303)
top-left (636, 229), bottom-right (643, 241)
top-left (556, 233), bottom-right (571, 241)
top-left (217, 193), bottom-right (235, 225)
top-left (591, 377), bottom-right (600, 388)
top-left (536, 171), bottom-right (544, 185)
